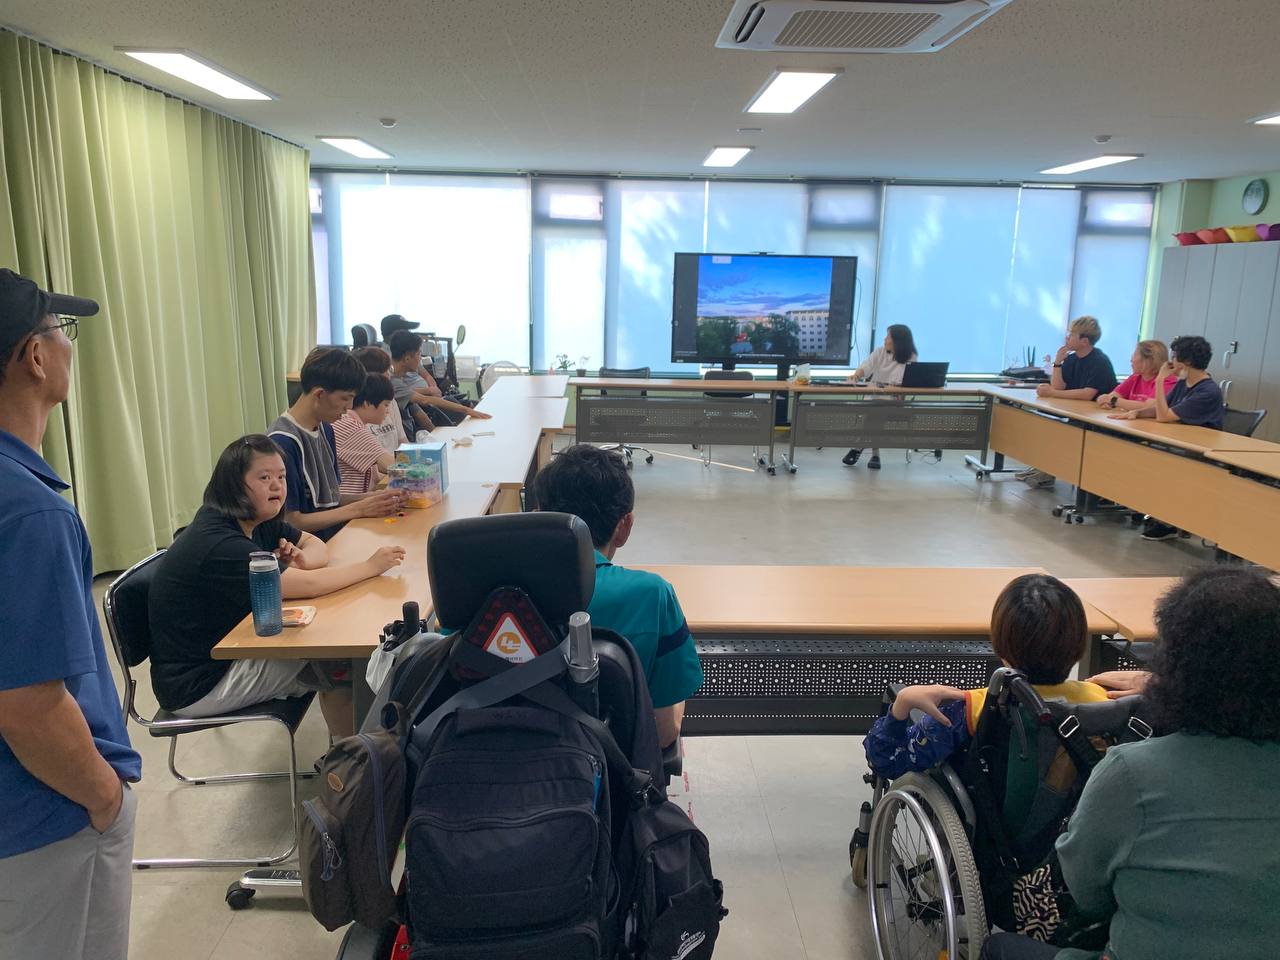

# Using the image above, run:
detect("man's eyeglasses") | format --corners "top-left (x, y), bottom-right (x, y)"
top-left (45, 316), bottom-right (80, 342)
top-left (13, 316), bottom-right (78, 360)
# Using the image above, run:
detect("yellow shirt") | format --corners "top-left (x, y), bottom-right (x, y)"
top-left (964, 679), bottom-right (1109, 734)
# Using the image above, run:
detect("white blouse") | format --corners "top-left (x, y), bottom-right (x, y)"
top-left (854, 347), bottom-right (916, 386)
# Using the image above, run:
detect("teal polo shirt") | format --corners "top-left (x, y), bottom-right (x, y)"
top-left (589, 551), bottom-right (703, 708)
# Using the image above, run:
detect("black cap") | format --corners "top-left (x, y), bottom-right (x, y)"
top-left (380, 313), bottom-right (419, 339)
top-left (0, 269), bottom-right (99, 360)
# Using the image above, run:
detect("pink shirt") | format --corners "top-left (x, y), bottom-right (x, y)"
top-left (332, 410), bottom-right (385, 495)
top-left (1114, 372), bottom-right (1178, 402)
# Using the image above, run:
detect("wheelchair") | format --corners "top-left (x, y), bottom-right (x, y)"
top-left (849, 668), bottom-right (1153, 960)
top-left (335, 511), bottom-right (681, 959)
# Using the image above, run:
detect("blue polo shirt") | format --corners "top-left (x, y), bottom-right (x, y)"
top-left (589, 551), bottom-right (703, 708)
top-left (0, 430), bottom-right (141, 858)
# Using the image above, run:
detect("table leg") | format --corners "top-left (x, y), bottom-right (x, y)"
top-left (783, 399), bottom-right (799, 474)
top-left (1080, 633), bottom-right (1106, 680)
top-left (490, 486), bottom-right (524, 514)
top-left (352, 657), bottom-right (374, 729)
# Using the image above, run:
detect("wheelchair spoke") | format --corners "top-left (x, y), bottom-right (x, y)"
top-left (885, 802), bottom-right (946, 960)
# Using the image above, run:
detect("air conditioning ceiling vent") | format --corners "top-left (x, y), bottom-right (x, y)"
top-left (717, 0), bottom-right (1015, 54)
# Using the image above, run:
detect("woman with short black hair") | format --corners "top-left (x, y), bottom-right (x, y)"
top-left (982, 566), bottom-right (1280, 960)
top-left (147, 434), bottom-right (405, 736)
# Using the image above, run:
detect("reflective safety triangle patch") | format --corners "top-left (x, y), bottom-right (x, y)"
top-left (482, 614), bottom-right (538, 663)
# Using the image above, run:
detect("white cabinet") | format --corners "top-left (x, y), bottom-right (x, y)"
top-left (1227, 244), bottom-right (1280, 419)
top-left (1155, 242), bottom-right (1280, 437)
top-left (1152, 246), bottom-right (1189, 345)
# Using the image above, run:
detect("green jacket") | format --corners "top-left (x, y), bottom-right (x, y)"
top-left (1054, 732), bottom-right (1280, 960)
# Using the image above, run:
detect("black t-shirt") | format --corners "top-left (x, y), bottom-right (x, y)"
top-left (148, 506), bottom-right (301, 711)
top-left (1167, 377), bottom-right (1225, 428)
top-left (1061, 348), bottom-right (1117, 398)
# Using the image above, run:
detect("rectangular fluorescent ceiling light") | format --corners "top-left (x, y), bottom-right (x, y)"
top-left (1250, 113), bottom-right (1280, 125)
top-left (117, 49), bottom-right (272, 100)
top-left (746, 69), bottom-right (841, 114)
top-left (1040, 155), bottom-right (1142, 175)
top-left (703, 146), bottom-right (753, 168)
top-left (319, 137), bottom-right (393, 160)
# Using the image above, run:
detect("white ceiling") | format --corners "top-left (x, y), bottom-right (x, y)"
top-left (7, 0), bottom-right (1280, 183)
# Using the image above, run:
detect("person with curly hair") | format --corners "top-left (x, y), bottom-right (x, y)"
top-left (1107, 334), bottom-right (1224, 540)
top-left (981, 566), bottom-right (1280, 960)
top-left (1108, 334), bottom-right (1223, 429)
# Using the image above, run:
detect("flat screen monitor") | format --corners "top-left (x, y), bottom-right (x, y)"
top-left (671, 253), bottom-right (856, 366)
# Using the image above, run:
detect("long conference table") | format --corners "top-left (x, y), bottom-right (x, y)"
top-left (573, 376), bottom-right (1280, 569)
top-left (217, 372), bottom-right (1275, 734)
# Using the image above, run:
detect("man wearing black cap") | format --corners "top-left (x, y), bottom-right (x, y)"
top-left (0, 270), bottom-right (141, 958)
top-left (379, 312), bottom-right (419, 344)
top-left (381, 313), bottom-right (448, 400)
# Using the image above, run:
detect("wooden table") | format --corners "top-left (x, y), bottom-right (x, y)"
top-left (631, 564), bottom-right (1118, 734)
top-left (1063, 577), bottom-right (1176, 643)
top-left (1205, 449), bottom-right (1280, 480)
top-left (571, 377), bottom-right (787, 471)
top-left (980, 387), bottom-right (1280, 568)
top-left (428, 396), bottom-right (567, 512)
top-left (784, 384), bottom-right (993, 474)
top-left (214, 482), bottom-right (498, 662)
top-left (481, 374), bottom-right (569, 399)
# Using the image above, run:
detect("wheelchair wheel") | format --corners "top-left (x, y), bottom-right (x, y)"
top-left (867, 773), bottom-right (986, 960)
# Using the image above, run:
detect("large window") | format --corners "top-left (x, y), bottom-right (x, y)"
top-left (314, 172), bottom-right (531, 366)
top-left (312, 175), bottom-right (1153, 375)
top-left (877, 184), bottom-right (1149, 372)
top-left (532, 180), bottom-right (606, 372)
top-left (607, 180), bottom-right (706, 372)
top-left (1068, 190), bottom-right (1156, 355)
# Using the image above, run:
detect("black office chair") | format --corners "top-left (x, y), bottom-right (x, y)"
top-left (1222, 405), bottom-right (1267, 437)
top-left (425, 511), bottom-right (664, 778)
top-left (351, 323), bottom-right (379, 349)
top-left (103, 550), bottom-right (317, 871)
top-left (597, 365), bottom-right (654, 467)
top-left (696, 370), bottom-right (762, 467)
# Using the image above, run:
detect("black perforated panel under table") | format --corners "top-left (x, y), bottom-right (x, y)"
top-left (682, 634), bottom-right (1002, 736)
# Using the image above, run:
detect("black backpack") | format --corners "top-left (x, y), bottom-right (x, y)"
top-left (399, 589), bottom-right (725, 960)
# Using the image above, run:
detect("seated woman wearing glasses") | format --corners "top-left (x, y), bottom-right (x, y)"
top-left (147, 435), bottom-right (404, 737)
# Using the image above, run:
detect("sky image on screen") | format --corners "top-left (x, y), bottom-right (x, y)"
top-left (696, 254), bottom-right (834, 359)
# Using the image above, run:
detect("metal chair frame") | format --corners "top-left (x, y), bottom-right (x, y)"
top-left (696, 370), bottom-right (763, 468)
top-left (103, 550), bottom-right (316, 870)
top-left (598, 365), bottom-right (655, 466)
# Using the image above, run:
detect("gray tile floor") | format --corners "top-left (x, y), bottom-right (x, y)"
top-left (101, 443), bottom-right (1206, 960)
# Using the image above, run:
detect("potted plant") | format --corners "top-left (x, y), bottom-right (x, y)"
top-left (554, 353), bottom-right (573, 373)
top-left (576, 355), bottom-right (590, 378)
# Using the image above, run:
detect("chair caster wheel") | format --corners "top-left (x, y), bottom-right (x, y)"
top-left (788, 466), bottom-right (798, 474)
top-left (1051, 507), bottom-right (1064, 517)
top-left (975, 472), bottom-right (986, 481)
top-left (767, 467), bottom-right (776, 476)
top-left (1073, 515), bottom-right (1085, 524)
top-left (645, 455), bottom-right (654, 464)
top-left (225, 882), bottom-right (255, 910)
top-left (850, 841), bottom-right (868, 890)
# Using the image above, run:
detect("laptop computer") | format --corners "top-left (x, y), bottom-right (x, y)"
top-left (901, 361), bottom-right (949, 388)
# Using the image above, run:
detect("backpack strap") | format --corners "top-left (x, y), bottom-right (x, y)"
top-left (961, 741), bottom-right (1025, 874)
top-left (1050, 709), bottom-right (1106, 776)
top-left (410, 639), bottom-right (571, 752)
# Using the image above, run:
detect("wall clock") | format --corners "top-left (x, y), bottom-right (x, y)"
top-left (1243, 178), bottom-right (1269, 216)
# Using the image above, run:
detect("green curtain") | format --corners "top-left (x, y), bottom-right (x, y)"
top-left (0, 30), bottom-right (315, 572)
